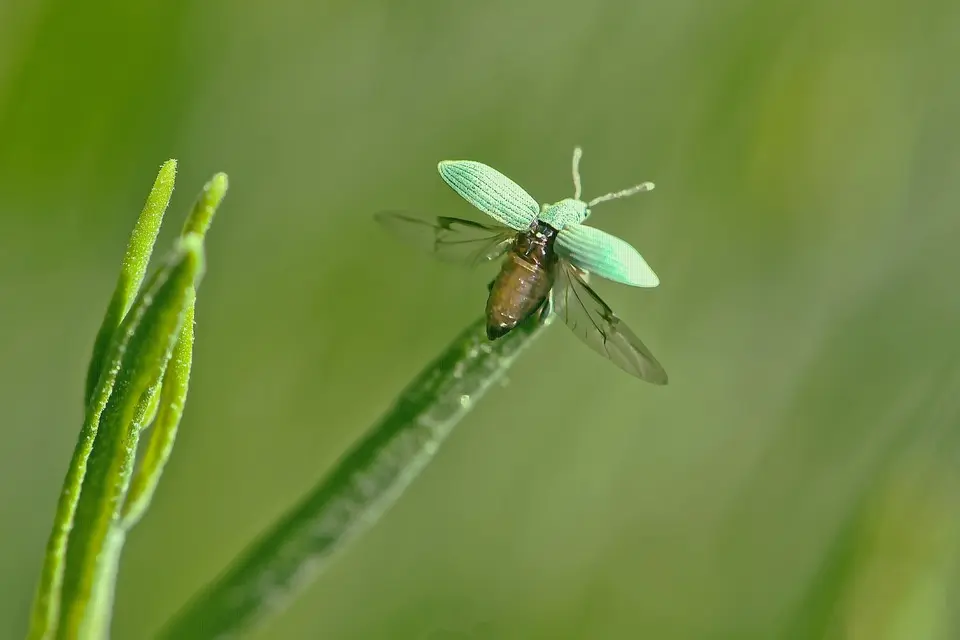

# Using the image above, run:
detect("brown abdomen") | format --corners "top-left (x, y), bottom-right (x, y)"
top-left (485, 221), bottom-right (558, 340)
top-left (485, 257), bottom-right (554, 339)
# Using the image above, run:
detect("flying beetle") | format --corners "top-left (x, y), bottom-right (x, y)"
top-left (375, 147), bottom-right (668, 384)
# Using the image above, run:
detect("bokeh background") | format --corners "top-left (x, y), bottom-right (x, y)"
top-left (2, 0), bottom-right (959, 638)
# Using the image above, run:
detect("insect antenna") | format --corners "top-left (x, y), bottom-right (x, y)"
top-left (587, 180), bottom-right (655, 207)
top-left (572, 146), bottom-right (655, 207)
top-left (572, 146), bottom-right (584, 200)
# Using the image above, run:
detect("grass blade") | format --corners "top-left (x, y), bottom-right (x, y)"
top-left (84, 160), bottom-right (177, 407)
top-left (159, 312), bottom-right (554, 639)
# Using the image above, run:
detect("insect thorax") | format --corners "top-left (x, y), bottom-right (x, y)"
top-left (537, 198), bottom-right (589, 231)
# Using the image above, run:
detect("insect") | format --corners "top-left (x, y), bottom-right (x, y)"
top-left (375, 147), bottom-right (667, 384)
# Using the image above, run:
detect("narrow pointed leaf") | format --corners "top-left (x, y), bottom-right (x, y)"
top-left (27, 166), bottom-right (179, 640)
top-left (84, 160), bottom-right (177, 406)
top-left (120, 301), bottom-right (195, 531)
top-left (120, 171), bottom-right (227, 528)
top-left (182, 172), bottom-right (228, 240)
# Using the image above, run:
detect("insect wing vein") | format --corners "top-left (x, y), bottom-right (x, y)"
top-left (552, 261), bottom-right (668, 384)
top-left (375, 211), bottom-right (515, 266)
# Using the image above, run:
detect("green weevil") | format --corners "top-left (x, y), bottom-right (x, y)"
top-left (376, 147), bottom-right (667, 384)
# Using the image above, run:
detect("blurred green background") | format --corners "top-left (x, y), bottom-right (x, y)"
top-left (2, 0), bottom-right (959, 638)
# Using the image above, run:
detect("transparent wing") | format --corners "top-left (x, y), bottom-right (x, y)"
top-left (552, 261), bottom-right (668, 384)
top-left (374, 210), bottom-right (516, 266)
top-left (556, 223), bottom-right (659, 287)
top-left (437, 160), bottom-right (540, 231)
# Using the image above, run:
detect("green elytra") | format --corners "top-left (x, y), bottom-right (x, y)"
top-left (436, 147), bottom-right (659, 287)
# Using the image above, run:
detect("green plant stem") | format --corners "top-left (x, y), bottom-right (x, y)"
top-left (56, 237), bottom-right (205, 639)
top-left (28, 162), bottom-right (179, 640)
top-left (159, 312), bottom-right (554, 640)
top-left (28, 167), bottom-right (226, 640)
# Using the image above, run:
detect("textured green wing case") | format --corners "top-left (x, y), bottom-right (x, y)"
top-left (437, 160), bottom-right (539, 231)
top-left (556, 223), bottom-right (659, 287)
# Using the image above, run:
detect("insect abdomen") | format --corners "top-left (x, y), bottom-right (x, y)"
top-left (485, 257), bottom-right (554, 339)
top-left (485, 221), bottom-right (559, 340)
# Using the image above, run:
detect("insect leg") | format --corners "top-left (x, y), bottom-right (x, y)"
top-left (537, 291), bottom-right (554, 323)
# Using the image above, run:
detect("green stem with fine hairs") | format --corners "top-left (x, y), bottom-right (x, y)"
top-left (159, 312), bottom-right (554, 639)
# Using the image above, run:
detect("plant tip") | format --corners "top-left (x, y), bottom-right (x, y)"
top-left (206, 172), bottom-right (229, 196)
top-left (157, 160), bottom-right (178, 185)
